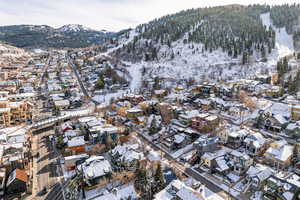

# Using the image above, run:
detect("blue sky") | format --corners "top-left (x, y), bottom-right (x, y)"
top-left (0, 0), bottom-right (298, 31)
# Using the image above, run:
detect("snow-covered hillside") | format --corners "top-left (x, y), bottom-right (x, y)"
top-left (92, 10), bottom-right (296, 105)
top-left (260, 12), bottom-right (294, 65)
top-left (118, 12), bottom-right (295, 90)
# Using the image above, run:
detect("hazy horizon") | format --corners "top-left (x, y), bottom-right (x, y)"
top-left (0, 0), bottom-right (299, 32)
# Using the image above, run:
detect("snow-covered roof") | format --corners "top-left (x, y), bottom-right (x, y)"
top-left (176, 187), bottom-right (203, 200)
top-left (154, 179), bottom-right (224, 200)
top-left (265, 141), bottom-right (293, 162)
top-left (67, 136), bottom-right (85, 147)
top-left (247, 164), bottom-right (273, 182)
top-left (230, 150), bottom-right (250, 160)
top-left (265, 103), bottom-right (291, 119)
top-left (64, 153), bottom-right (89, 161)
top-left (78, 116), bottom-right (97, 123)
top-left (111, 144), bottom-right (143, 163)
top-left (147, 150), bottom-right (161, 161)
top-left (215, 156), bottom-right (229, 172)
top-left (54, 99), bottom-right (70, 107)
top-left (79, 156), bottom-right (112, 180)
top-left (179, 110), bottom-right (200, 119)
top-left (94, 184), bottom-right (137, 200)
top-left (274, 114), bottom-right (288, 125)
top-left (174, 134), bottom-right (186, 144)
top-left (244, 132), bottom-right (267, 147)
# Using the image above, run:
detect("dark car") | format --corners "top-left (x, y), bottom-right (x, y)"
top-left (37, 187), bottom-right (47, 196)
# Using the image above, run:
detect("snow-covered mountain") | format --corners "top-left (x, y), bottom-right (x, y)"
top-left (57, 24), bottom-right (94, 32)
top-left (0, 24), bottom-right (117, 48)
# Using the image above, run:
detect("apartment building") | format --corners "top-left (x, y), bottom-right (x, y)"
top-left (0, 98), bottom-right (33, 127)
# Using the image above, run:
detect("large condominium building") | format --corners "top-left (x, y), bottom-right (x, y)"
top-left (0, 97), bottom-right (33, 127)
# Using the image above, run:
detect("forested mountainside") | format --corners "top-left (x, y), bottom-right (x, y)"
top-left (0, 24), bottom-right (119, 48)
top-left (113, 5), bottom-right (276, 62)
top-left (269, 4), bottom-right (300, 49)
top-left (112, 4), bottom-right (300, 62)
top-left (270, 4), bottom-right (300, 34)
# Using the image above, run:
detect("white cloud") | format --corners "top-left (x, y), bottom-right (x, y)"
top-left (0, 0), bottom-right (298, 31)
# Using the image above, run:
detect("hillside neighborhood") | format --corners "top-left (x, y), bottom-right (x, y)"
top-left (0, 3), bottom-right (299, 200)
top-left (0, 43), bottom-right (298, 200)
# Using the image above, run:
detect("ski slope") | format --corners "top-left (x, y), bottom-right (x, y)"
top-left (260, 12), bottom-right (294, 65)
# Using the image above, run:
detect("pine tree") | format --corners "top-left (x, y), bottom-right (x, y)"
top-left (154, 163), bottom-right (166, 193)
top-left (283, 57), bottom-right (288, 73)
top-left (242, 52), bottom-right (248, 65)
top-left (95, 74), bottom-right (105, 89)
top-left (261, 45), bottom-right (266, 58)
top-left (153, 76), bottom-right (160, 90)
top-left (170, 51), bottom-right (174, 60)
top-left (135, 167), bottom-right (149, 193)
top-left (149, 117), bottom-right (159, 135)
top-left (233, 47), bottom-right (238, 58)
top-left (151, 47), bottom-right (158, 60)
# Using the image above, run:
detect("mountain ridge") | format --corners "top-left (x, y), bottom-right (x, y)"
top-left (0, 24), bottom-right (120, 49)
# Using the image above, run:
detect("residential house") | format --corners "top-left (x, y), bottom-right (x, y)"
top-left (196, 99), bottom-right (211, 111)
top-left (173, 133), bottom-right (191, 150)
top-left (244, 132), bottom-right (270, 156)
top-left (8, 93), bottom-right (35, 102)
top-left (262, 174), bottom-right (300, 200)
top-left (246, 164), bottom-right (273, 190)
top-left (6, 168), bottom-right (28, 195)
top-left (0, 81), bottom-right (18, 93)
top-left (54, 99), bottom-right (70, 110)
top-left (286, 122), bottom-right (300, 138)
top-left (194, 136), bottom-right (220, 155)
top-left (265, 85), bottom-right (283, 98)
top-left (63, 154), bottom-right (89, 171)
top-left (126, 108), bottom-right (143, 119)
top-left (154, 179), bottom-right (225, 200)
top-left (202, 151), bottom-right (230, 175)
top-left (95, 184), bottom-right (138, 200)
top-left (217, 84), bottom-right (234, 98)
top-left (123, 94), bottom-right (144, 105)
top-left (67, 136), bottom-right (86, 155)
top-left (196, 83), bottom-right (215, 97)
top-left (153, 89), bottom-right (168, 98)
top-left (264, 140), bottom-right (294, 169)
top-left (292, 105), bottom-right (300, 121)
top-left (78, 156), bottom-right (112, 186)
top-left (229, 150), bottom-right (253, 175)
top-left (262, 103), bottom-right (291, 132)
top-left (191, 113), bottom-right (219, 133)
top-left (110, 143), bottom-right (144, 170)
top-left (221, 129), bottom-right (249, 149)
